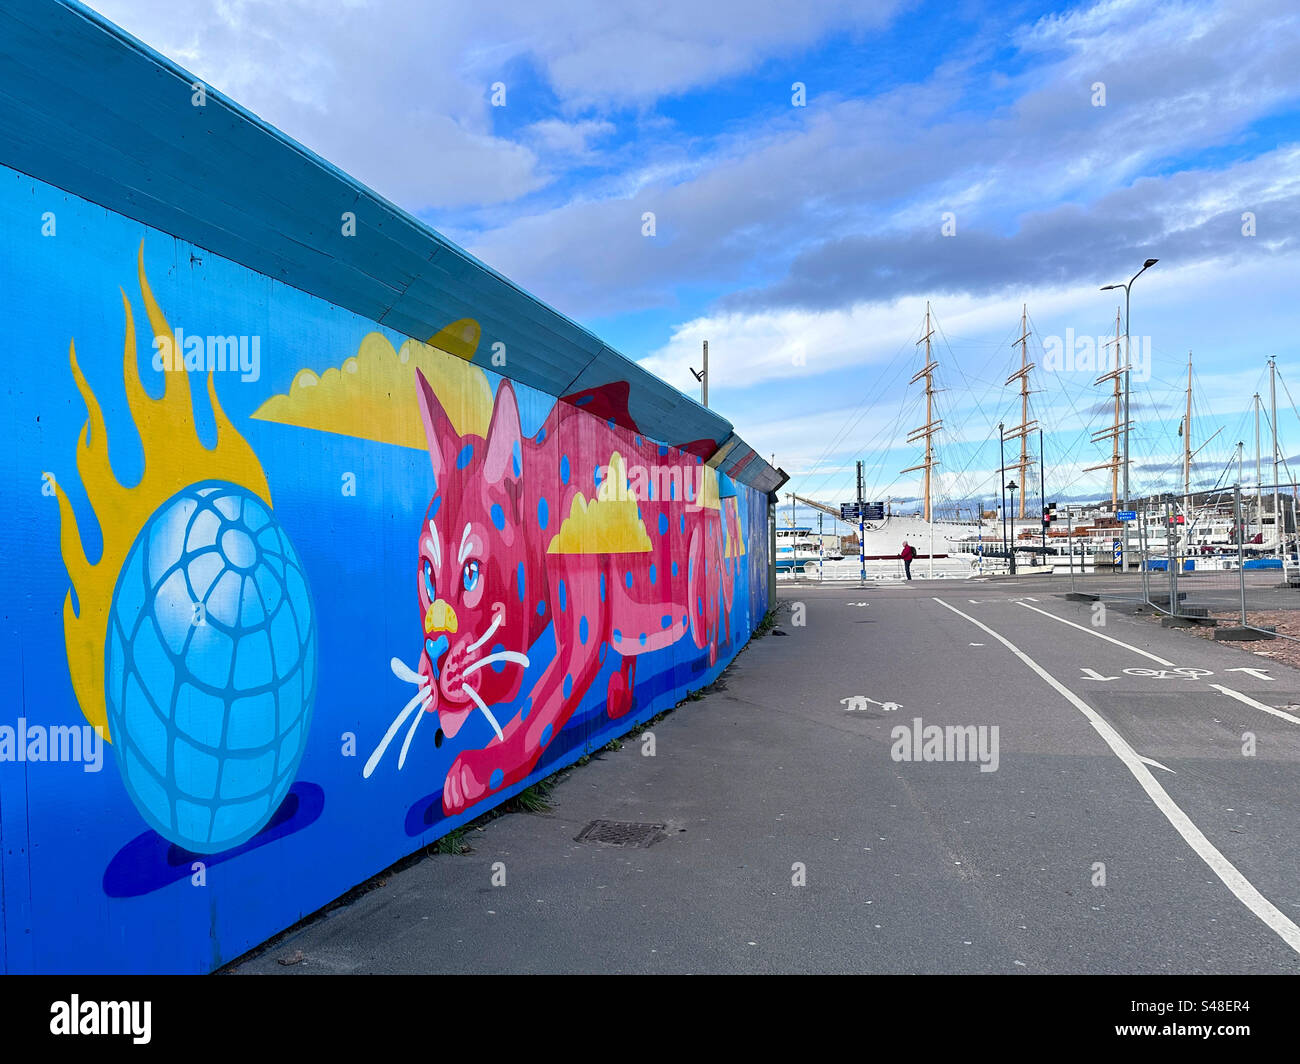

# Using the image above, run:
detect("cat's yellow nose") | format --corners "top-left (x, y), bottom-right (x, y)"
top-left (425, 599), bottom-right (458, 635)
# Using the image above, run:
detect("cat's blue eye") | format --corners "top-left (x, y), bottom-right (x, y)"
top-left (422, 559), bottom-right (436, 601)
top-left (462, 560), bottom-right (480, 594)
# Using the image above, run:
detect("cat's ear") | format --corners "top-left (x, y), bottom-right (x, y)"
top-left (483, 380), bottom-right (522, 486)
top-left (415, 368), bottom-right (457, 484)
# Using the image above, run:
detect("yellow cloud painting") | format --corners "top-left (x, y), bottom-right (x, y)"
top-left (252, 320), bottom-right (493, 447)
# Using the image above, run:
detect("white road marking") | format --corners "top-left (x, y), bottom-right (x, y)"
top-left (933, 597), bottom-right (1300, 958)
top-left (1139, 755), bottom-right (1175, 774)
top-left (1080, 667), bottom-right (1119, 681)
top-left (1015, 601), bottom-right (1176, 666)
top-left (1226, 667), bottom-right (1274, 682)
top-left (1209, 684), bottom-right (1300, 725)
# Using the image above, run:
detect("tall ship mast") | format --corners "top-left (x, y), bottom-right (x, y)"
top-left (901, 301), bottom-right (941, 523)
top-left (1002, 304), bottom-right (1037, 518)
top-left (1085, 308), bottom-right (1125, 511)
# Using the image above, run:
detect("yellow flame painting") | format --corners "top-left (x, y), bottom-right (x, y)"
top-left (54, 243), bottom-right (272, 738)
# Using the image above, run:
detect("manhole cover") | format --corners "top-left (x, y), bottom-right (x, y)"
top-left (575, 820), bottom-right (667, 848)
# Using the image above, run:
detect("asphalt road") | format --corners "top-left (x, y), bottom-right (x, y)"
top-left (231, 573), bottom-right (1300, 974)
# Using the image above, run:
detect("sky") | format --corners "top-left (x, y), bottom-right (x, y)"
top-left (86, 0), bottom-right (1300, 525)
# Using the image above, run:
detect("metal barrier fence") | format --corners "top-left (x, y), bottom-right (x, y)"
top-left (1109, 487), bottom-right (1298, 641)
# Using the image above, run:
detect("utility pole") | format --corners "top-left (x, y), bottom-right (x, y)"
top-left (691, 341), bottom-right (709, 407)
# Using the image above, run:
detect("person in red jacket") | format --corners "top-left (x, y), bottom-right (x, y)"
top-left (900, 540), bottom-right (917, 580)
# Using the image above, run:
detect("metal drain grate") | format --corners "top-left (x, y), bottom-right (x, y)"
top-left (575, 820), bottom-right (667, 848)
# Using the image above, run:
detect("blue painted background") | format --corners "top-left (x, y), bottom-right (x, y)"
top-left (0, 166), bottom-right (771, 973)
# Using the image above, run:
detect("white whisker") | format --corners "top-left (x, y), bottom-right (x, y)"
top-left (363, 689), bottom-right (427, 778)
top-left (397, 696), bottom-right (431, 769)
top-left (463, 651), bottom-right (529, 676)
top-left (466, 614), bottom-right (503, 653)
top-left (461, 684), bottom-right (504, 742)
top-left (391, 657), bottom-right (423, 685)
top-left (458, 522), bottom-right (472, 564)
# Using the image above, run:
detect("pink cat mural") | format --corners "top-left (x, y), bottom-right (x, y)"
top-left (365, 370), bottom-right (741, 815)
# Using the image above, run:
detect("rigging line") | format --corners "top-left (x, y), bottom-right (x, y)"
top-left (795, 318), bottom-right (924, 491)
top-left (798, 353), bottom-right (920, 500)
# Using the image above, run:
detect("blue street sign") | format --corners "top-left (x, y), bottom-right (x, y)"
top-left (1117, 510), bottom-right (1137, 521)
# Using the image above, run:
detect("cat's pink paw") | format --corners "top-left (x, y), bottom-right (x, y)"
top-left (607, 672), bottom-right (634, 719)
top-left (442, 750), bottom-right (496, 815)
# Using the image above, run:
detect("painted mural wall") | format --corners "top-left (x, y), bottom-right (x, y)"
top-left (0, 166), bottom-right (771, 974)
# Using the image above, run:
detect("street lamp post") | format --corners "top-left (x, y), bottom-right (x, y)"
top-left (1100, 258), bottom-right (1158, 514)
top-left (1007, 480), bottom-right (1019, 575)
top-left (999, 422), bottom-right (1007, 563)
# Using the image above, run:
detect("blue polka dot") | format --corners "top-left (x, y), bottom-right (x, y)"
top-left (457, 444), bottom-right (474, 470)
top-left (579, 616), bottom-right (589, 644)
top-left (489, 768), bottom-right (503, 790)
top-left (639, 633), bottom-right (647, 646)
top-left (635, 434), bottom-right (642, 447)
top-left (430, 495), bottom-right (442, 518)
top-left (536, 600), bottom-right (546, 616)
top-left (661, 615), bottom-right (672, 629)
top-left (670, 480), bottom-right (676, 500)
top-left (649, 564), bottom-right (657, 585)
top-left (613, 629), bottom-right (622, 644)
top-left (491, 503), bottom-right (505, 530)
top-left (672, 561), bottom-right (679, 577)
top-left (540, 723), bottom-right (553, 747)
top-left (491, 643), bottom-right (506, 672)
top-left (682, 613), bottom-right (689, 626)
top-left (516, 562), bottom-right (526, 602)
top-left (594, 465), bottom-right (602, 486)
top-left (625, 571), bottom-right (633, 589)
top-left (679, 516), bottom-right (686, 534)
top-left (648, 480), bottom-right (655, 501)
top-left (599, 572), bottom-right (606, 602)
top-left (558, 579), bottom-right (567, 612)
top-left (563, 675), bottom-right (573, 698)
top-left (512, 441), bottom-right (522, 477)
top-left (658, 445), bottom-right (668, 457)
top-left (560, 455), bottom-right (570, 484)
top-left (538, 497), bottom-right (549, 529)
top-left (697, 596), bottom-right (704, 614)
top-left (658, 514), bottom-right (668, 535)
